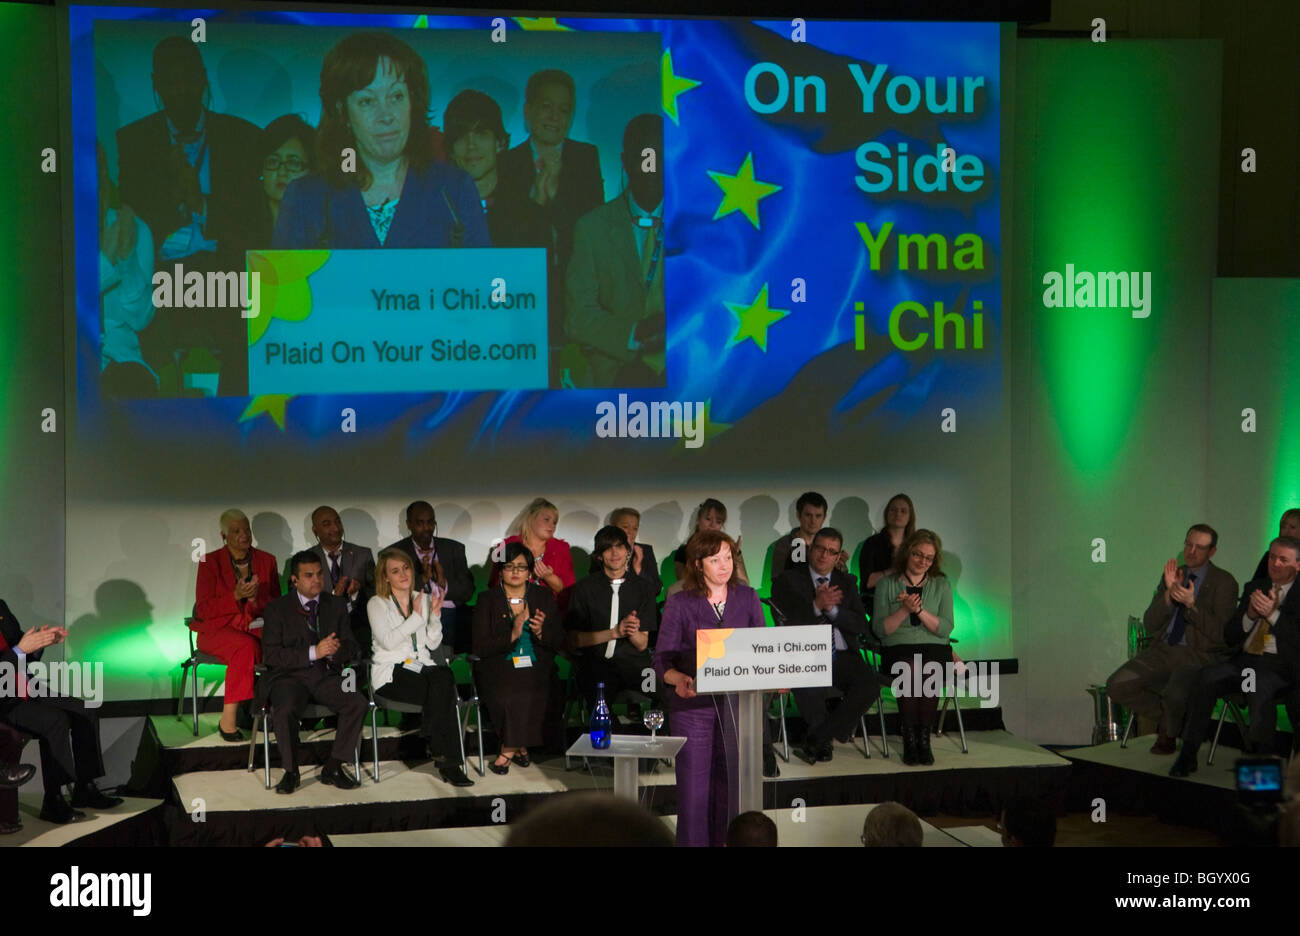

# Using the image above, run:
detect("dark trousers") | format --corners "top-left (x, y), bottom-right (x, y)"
top-left (794, 651), bottom-right (881, 747)
top-left (0, 697), bottom-right (106, 795)
top-left (268, 666), bottom-right (367, 774)
top-left (1180, 653), bottom-right (1293, 755)
top-left (577, 651), bottom-right (656, 710)
top-left (1106, 640), bottom-right (1210, 737)
top-left (883, 643), bottom-right (951, 727)
top-left (375, 665), bottom-right (461, 759)
top-left (0, 721), bottom-right (21, 824)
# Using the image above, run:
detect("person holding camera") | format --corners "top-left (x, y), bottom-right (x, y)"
top-left (873, 530), bottom-right (954, 766)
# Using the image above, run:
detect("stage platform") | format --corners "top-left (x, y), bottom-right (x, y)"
top-left (4, 794), bottom-right (165, 847)
top-left (330, 804), bottom-right (1007, 847)
top-left (156, 705), bottom-right (1070, 845)
top-left (1061, 738), bottom-right (1245, 833)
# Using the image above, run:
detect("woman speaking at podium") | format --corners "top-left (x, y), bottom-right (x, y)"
top-left (653, 530), bottom-right (766, 846)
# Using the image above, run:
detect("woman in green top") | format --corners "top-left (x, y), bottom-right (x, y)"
top-left (872, 530), bottom-right (954, 767)
top-left (473, 542), bottom-right (564, 774)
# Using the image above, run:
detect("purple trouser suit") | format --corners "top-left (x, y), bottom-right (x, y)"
top-left (654, 584), bottom-right (766, 847)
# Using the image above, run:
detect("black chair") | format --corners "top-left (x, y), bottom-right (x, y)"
top-left (246, 663), bottom-right (372, 789)
top-left (176, 614), bottom-right (227, 737)
top-left (366, 653), bottom-right (486, 780)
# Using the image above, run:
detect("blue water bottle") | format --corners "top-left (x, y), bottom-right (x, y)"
top-left (590, 682), bottom-right (612, 749)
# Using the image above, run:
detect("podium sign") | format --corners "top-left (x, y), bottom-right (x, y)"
top-left (695, 624), bottom-right (834, 692)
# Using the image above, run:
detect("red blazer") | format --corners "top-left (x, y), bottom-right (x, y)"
top-left (191, 547), bottom-right (281, 635)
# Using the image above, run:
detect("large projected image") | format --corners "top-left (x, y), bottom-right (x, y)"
top-left (65, 7), bottom-right (1007, 699)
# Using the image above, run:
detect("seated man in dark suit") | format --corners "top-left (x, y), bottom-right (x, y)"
top-left (564, 113), bottom-right (664, 388)
top-left (0, 599), bottom-right (121, 823)
top-left (1107, 524), bottom-right (1239, 754)
top-left (769, 491), bottom-right (849, 579)
top-left (0, 721), bottom-right (37, 834)
top-left (309, 505), bottom-right (376, 651)
top-left (566, 526), bottom-right (658, 712)
top-left (387, 500), bottom-right (475, 650)
top-left (1171, 536), bottom-right (1300, 776)
top-left (770, 528), bottom-right (880, 764)
top-left (261, 552), bottom-right (367, 794)
top-left (585, 507), bottom-right (662, 601)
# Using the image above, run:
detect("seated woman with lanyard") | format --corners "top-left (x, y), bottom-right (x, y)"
top-left (474, 543), bottom-right (564, 774)
top-left (872, 529), bottom-right (954, 767)
top-left (367, 547), bottom-right (472, 787)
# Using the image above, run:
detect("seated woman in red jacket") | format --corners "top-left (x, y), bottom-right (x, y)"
top-left (192, 509), bottom-right (280, 741)
top-left (489, 497), bottom-right (575, 610)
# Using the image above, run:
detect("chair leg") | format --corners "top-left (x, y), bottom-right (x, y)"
top-left (191, 665), bottom-right (201, 737)
top-left (859, 714), bottom-right (871, 759)
top-left (953, 696), bottom-right (969, 753)
top-left (935, 696), bottom-right (949, 735)
top-left (1120, 713), bottom-right (1135, 748)
top-left (475, 703), bottom-right (486, 777)
top-left (370, 706), bottom-right (380, 782)
top-left (177, 663), bottom-right (189, 722)
top-left (247, 713), bottom-right (258, 771)
top-left (877, 692), bottom-right (890, 758)
top-left (1207, 700), bottom-right (1232, 766)
top-left (263, 715), bottom-right (272, 789)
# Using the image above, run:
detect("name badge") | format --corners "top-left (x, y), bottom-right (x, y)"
top-left (402, 661), bottom-right (425, 674)
top-left (512, 655), bottom-right (533, 669)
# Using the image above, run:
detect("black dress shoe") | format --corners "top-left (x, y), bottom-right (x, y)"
top-left (39, 795), bottom-right (86, 824)
top-left (0, 818), bottom-right (21, 834)
top-left (794, 743), bottom-right (818, 766)
top-left (218, 726), bottom-right (245, 742)
top-left (439, 764), bottom-right (474, 787)
top-left (510, 752), bottom-right (531, 768)
top-left (762, 749), bottom-right (780, 778)
top-left (71, 783), bottom-right (123, 809)
top-left (276, 771), bottom-right (301, 794)
top-left (488, 758), bottom-right (510, 775)
top-left (817, 744), bottom-right (833, 763)
top-left (319, 763), bottom-right (360, 790)
top-left (0, 764), bottom-right (35, 788)
top-left (1169, 754), bottom-right (1197, 778)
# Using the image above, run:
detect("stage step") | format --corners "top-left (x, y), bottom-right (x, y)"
top-left (2, 795), bottom-right (164, 847)
top-left (328, 804), bottom-right (1005, 847)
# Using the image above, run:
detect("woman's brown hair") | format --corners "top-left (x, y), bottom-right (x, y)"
top-left (681, 530), bottom-right (741, 596)
top-left (316, 32), bottom-right (434, 190)
top-left (889, 529), bottom-right (945, 579)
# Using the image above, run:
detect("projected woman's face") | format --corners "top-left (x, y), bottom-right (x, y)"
top-left (699, 543), bottom-right (733, 587)
top-left (263, 137), bottom-right (308, 204)
top-left (530, 509), bottom-right (558, 541)
top-left (386, 558), bottom-right (412, 592)
top-left (452, 127), bottom-right (499, 181)
top-left (346, 57), bottom-right (410, 167)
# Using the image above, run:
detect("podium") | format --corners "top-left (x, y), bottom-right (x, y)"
top-left (566, 734), bottom-right (686, 801)
top-left (696, 624), bottom-right (834, 814)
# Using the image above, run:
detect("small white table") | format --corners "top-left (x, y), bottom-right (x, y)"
top-left (566, 734), bottom-right (686, 801)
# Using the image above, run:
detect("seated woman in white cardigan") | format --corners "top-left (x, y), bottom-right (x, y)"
top-left (368, 547), bottom-right (472, 787)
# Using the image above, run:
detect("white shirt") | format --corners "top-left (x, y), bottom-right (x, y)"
top-left (368, 592), bottom-right (444, 690)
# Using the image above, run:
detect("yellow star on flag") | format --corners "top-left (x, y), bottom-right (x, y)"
top-left (692, 398), bottom-right (731, 446)
top-left (662, 49), bottom-right (701, 125)
top-left (515, 17), bottom-right (571, 30)
top-left (707, 153), bottom-right (781, 229)
top-left (724, 284), bottom-right (789, 352)
top-left (239, 395), bottom-right (292, 432)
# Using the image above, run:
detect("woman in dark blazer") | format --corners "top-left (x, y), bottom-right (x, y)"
top-left (858, 493), bottom-right (916, 611)
top-left (653, 530), bottom-right (766, 847)
top-left (273, 32), bottom-right (487, 250)
top-left (473, 542), bottom-right (564, 774)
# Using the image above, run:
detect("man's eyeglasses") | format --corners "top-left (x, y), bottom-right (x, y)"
top-left (264, 155), bottom-right (307, 173)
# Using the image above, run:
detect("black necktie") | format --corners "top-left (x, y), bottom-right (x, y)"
top-left (305, 599), bottom-right (319, 637)
top-left (329, 552), bottom-right (341, 582)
